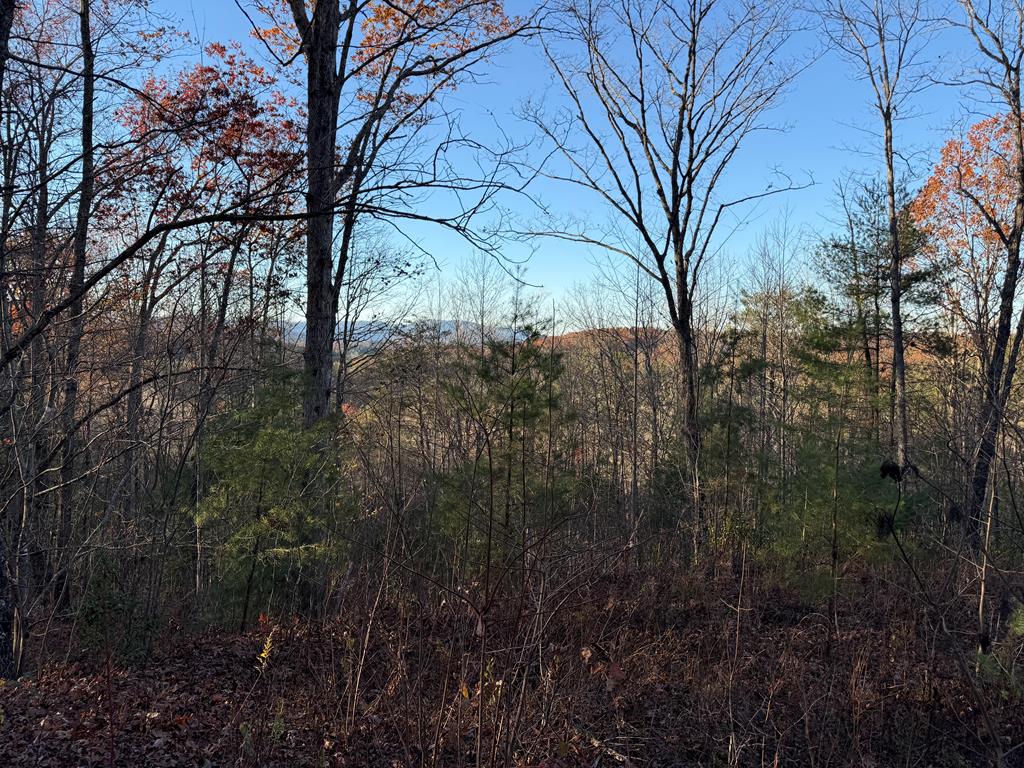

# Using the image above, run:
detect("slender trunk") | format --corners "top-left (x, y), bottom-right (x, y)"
top-left (848, 232), bottom-right (877, 433)
top-left (0, 0), bottom-right (18, 681)
top-left (778, 276), bottom-right (789, 511)
top-left (966, 87), bottom-right (1024, 543)
top-left (723, 342), bottom-right (736, 555)
top-left (331, 195), bottom-right (358, 413)
top-left (190, 233), bottom-right (245, 606)
top-left (256, 233), bottom-right (281, 383)
top-left (674, 314), bottom-right (700, 547)
top-left (627, 268), bottom-right (640, 565)
top-left (55, 0), bottom-right (94, 607)
top-left (977, 479), bottom-right (996, 659)
top-left (125, 293), bottom-right (153, 509)
top-left (873, 271), bottom-right (882, 440)
top-left (200, 234), bottom-right (243, 412)
top-left (884, 113), bottom-right (910, 472)
top-left (830, 363), bottom-right (849, 638)
top-left (757, 298), bottom-right (768, 522)
top-left (967, 230), bottom-right (1023, 542)
top-left (239, 534), bottom-right (261, 633)
top-left (23, 103), bottom-right (52, 671)
top-left (644, 333), bottom-right (659, 474)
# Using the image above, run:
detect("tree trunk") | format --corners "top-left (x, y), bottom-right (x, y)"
top-left (674, 313), bottom-right (701, 541)
top-left (966, 228), bottom-right (1022, 544)
top-left (55, 0), bottom-right (94, 608)
top-left (955, 9), bottom-right (1024, 552)
top-left (299, 1), bottom-right (342, 428)
top-left (330, 193), bottom-right (358, 414)
top-left (0, 0), bottom-right (17, 681)
top-left (884, 113), bottom-right (910, 473)
top-left (965, 99), bottom-right (1024, 544)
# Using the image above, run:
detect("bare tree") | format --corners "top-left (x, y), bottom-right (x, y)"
top-left (820, 0), bottom-right (933, 475)
top-left (525, 0), bottom-right (801, 532)
top-left (54, 0), bottom-right (94, 607)
top-left (954, 0), bottom-right (1024, 543)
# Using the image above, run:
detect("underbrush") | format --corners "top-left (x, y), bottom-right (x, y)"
top-left (1, 562), bottom-right (1021, 767)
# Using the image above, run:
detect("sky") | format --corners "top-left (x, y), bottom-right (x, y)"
top-left (153, 0), bottom-right (980, 304)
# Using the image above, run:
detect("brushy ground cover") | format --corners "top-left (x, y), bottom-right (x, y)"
top-left (1, 565), bottom-right (1021, 767)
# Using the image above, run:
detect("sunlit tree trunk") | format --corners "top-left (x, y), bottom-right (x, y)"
top-left (294, 0), bottom-right (343, 428)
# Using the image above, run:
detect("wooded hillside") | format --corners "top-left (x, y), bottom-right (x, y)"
top-left (2, 0), bottom-right (1024, 765)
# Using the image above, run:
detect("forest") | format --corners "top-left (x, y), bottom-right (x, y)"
top-left (2, 0), bottom-right (1024, 765)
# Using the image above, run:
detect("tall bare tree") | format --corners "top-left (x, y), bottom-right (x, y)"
top-left (54, 0), bottom-right (94, 606)
top-left (820, 0), bottom-right (933, 475)
top-left (526, 0), bottom-right (800, 530)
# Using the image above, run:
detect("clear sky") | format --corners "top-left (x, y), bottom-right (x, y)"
top-left (155, 0), bottom-right (980, 301)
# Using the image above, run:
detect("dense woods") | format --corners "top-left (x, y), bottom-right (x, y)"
top-left (3, 0), bottom-right (1024, 765)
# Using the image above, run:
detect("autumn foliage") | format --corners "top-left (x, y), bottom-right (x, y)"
top-left (356, 0), bottom-right (512, 69)
top-left (112, 43), bottom-right (302, 220)
top-left (912, 114), bottom-right (1016, 256)
top-left (912, 115), bottom-right (1018, 331)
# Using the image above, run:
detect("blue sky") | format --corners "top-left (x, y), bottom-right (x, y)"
top-left (157, 0), bottom-right (978, 301)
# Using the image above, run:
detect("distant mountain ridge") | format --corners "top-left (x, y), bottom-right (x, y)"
top-left (282, 319), bottom-right (524, 351)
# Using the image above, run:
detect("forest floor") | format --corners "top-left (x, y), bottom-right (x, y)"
top-left (1, 565), bottom-right (1022, 767)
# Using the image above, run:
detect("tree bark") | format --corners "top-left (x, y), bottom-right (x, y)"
top-left (884, 113), bottom-right (910, 472)
top-left (295, 0), bottom-right (342, 428)
top-left (673, 310), bottom-right (701, 530)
